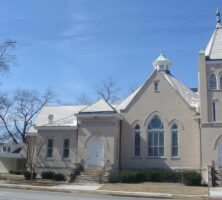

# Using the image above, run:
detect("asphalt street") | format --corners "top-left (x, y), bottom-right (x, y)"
top-left (0, 188), bottom-right (169, 200)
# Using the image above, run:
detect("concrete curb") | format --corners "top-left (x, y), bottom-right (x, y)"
top-left (0, 183), bottom-right (210, 199)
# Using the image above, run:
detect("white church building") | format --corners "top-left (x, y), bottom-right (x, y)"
top-left (29, 9), bottom-right (222, 184)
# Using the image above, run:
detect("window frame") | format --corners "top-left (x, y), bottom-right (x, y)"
top-left (62, 138), bottom-right (70, 159)
top-left (171, 123), bottom-right (179, 158)
top-left (213, 101), bottom-right (216, 122)
top-left (2, 147), bottom-right (6, 152)
top-left (46, 138), bottom-right (54, 159)
top-left (147, 115), bottom-right (164, 158)
top-left (209, 73), bottom-right (217, 90)
top-left (133, 124), bottom-right (141, 157)
top-left (220, 73), bottom-right (222, 89)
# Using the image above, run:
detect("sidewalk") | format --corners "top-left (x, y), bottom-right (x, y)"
top-left (210, 187), bottom-right (222, 198)
top-left (0, 181), bottom-right (212, 199)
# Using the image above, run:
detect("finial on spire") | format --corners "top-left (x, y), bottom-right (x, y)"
top-left (216, 8), bottom-right (222, 28)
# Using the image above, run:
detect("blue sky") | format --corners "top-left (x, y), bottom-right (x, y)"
top-left (0, 0), bottom-right (220, 104)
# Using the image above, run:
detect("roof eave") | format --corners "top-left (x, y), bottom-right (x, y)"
top-left (34, 126), bottom-right (77, 131)
top-left (76, 113), bottom-right (123, 120)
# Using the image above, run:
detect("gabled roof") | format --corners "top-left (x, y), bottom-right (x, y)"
top-left (205, 27), bottom-right (222, 60)
top-left (79, 98), bottom-right (116, 114)
top-left (28, 105), bottom-right (86, 133)
top-left (162, 73), bottom-right (199, 109)
top-left (118, 71), bottom-right (199, 111)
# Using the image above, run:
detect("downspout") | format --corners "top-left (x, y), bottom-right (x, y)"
top-left (119, 119), bottom-right (122, 172)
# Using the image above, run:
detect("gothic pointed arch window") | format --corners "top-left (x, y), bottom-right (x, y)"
top-left (209, 73), bottom-right (217, 90)
top-left (220, 73), bottom-right (222, 89)
top-left (171, 123), bottom-right (179, 157)
top-left (147, 115), bottom-right (164, 157)
top-left (134, 124), bottom-right (141, 157)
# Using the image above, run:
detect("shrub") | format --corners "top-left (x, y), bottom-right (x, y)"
top-left (41, 171), bottom-right (55, 180)
top-left (9, 169), bottom-right (26, 175)
top-left (24, 171), bottom-right (37, 180)
top-left (118, 169), bottom-right (182, 183)
top-left (181, 171), bottom-right (202, 186)
top-left (118, 170), bottom-right (137, 183)
top-left (53, 173), bottom-right (66, 181)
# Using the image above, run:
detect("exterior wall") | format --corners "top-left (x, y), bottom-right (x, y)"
top-left (201, 125), bottom-right (222, 181)
top-left (120, 71), bottom-right (200, 171)
top-left (0, 158), bottom-right (16, 173)
top-left (37, 130), bottom-right (77, 176)
top-left (199, 57), bottom-right (222, 182)
top-left (77, 117), bottom-right (120, 174)
top-left (205, 62), bottom-right (222, 122)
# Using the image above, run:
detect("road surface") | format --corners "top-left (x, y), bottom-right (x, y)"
top-left (0, 188), bottom-right (169, 200)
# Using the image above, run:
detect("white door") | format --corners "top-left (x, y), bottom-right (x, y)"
top-left (219, 141), bottom-right (222, 168)
top-left (88, 138), bottom-right (104, 167)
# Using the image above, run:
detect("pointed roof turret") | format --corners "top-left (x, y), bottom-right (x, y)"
top-left (152, 51), bottom-right (172, 71)
top-left (216, 8), bottom-right (222, 28)
top-left (205, 9), bottom-right (222, 59)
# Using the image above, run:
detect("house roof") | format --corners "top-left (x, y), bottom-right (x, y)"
top-left (79, 98), bottom-right (117, 114)
top-left (162, 73), bottom-right (199, 109)
top-left (205, 27), bottom-right (222, 60)
top-left (28, 105), bottom-right (86, 133)
top-left (205, 8), bottom-right (222, 60)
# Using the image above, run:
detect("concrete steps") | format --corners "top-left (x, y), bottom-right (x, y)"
top-left (75, 167), bottom-right (103, 183)
top-left (214, 169), bottom-right (222, 187)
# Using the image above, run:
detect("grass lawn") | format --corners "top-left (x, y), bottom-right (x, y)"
top-left (99, 182), bottom-right (208, 196)
top-left (0, 173), bottom-right (24, 180)
top-left (5, 178), bottom-right (66, 186)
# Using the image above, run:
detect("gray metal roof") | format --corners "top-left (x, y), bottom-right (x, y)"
top-left (205, 27), bottom-right (222, 60)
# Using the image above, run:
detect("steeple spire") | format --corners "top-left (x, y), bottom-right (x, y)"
top-left (216, 8), bottom-right (222, 28)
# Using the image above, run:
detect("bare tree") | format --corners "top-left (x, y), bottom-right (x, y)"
top-left (0, 89), bottom-right (57, 144)
top-left (95, 77), bottom-right (121, 104)
top-left (26, 135), bottom-right (44, 179)
top-left (76, 94), bottom-right (92, 105)
top-left (0, 40), bottom-right (16, 74)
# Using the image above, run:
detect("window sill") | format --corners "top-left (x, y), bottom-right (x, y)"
top-left (45, 157), bottom-right (54, 161)
top-left (154, 90), bottom-right (159, 93)
top-left (132, 156), bottom-right (142, 159)
top-left (62, 158), bottom-right (70, 161)
top-left (171, 157), bottom-right (180, 160)
top-left (146, 156), bottom-right (166, 160)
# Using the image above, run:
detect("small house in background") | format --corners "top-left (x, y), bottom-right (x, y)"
top-left (0, 142), bottom-right (26, 173)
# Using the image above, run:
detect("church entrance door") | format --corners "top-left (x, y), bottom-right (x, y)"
top-left (87, 138), bottom-right (104, 167)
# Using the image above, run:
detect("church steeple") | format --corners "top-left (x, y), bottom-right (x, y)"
top-left (205, 8), bottom-right (222, 59)
top-left (152, 51), bottom-right (172, 72)
top-left (216, 8), bottom-right (222, 28)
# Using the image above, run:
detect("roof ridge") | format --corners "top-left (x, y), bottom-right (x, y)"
top-left (79, 98), bottom-right (116, 113)
top-left (36, 114), bottom-right (75, 126)
top-left (44, 105), bottom-right (86, 107)
top-left (209, 29), bottom-right (219, 57)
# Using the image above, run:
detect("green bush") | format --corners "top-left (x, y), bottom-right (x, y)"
top-left (9, 169), bottom-right (26, 175)
top-left (53, 173), bottom-right (66, 181)
top-left (24, 171), bottom-right (37, 180)
top-left (41, 171), bottom-right (55, 179)
top-left (118, 169), bottom-right (182, 183)
top-left (181, 171), bottom-right (202, 186)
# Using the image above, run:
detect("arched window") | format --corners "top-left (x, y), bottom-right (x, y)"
top-left (148, 115), bottom-right (164, 157)
top-left (209, 73), bottom-right (217, 90)
top-left (220, 73), bottom-right (222, 89)
top-left (171, 124), bottom-right (178, 157)
top-left (134, 124), bottom-right (140, 157)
